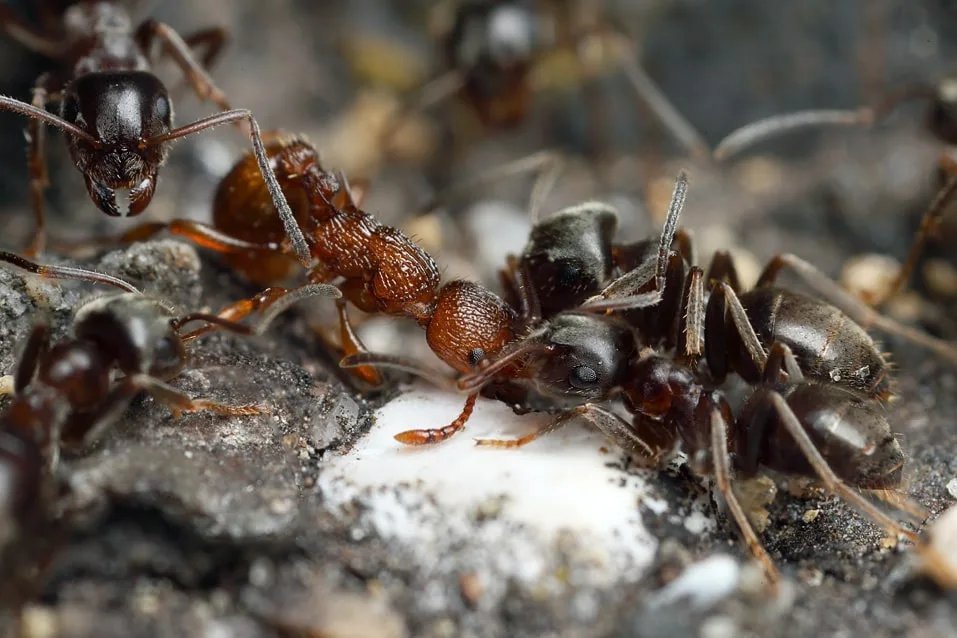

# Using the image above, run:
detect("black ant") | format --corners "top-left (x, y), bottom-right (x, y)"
top-left (380, 0), bottom-right (709, 160)
top-left (0, 251), bottom-right (337, 614)
top-left (0, 0), bottom-right (309, 264)
top-left (713, 74), bottom-right (957, 307)
top-left (340, 173), bottom-right (953, 588)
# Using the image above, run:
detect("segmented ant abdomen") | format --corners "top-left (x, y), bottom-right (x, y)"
top-left (929, 77), bottom-right (957, 145)
top-left (213, 138), bottom-right (320, 283)
top-left (736, 287), bottom-right (891, 398)
top-left (447, 0), bottom-right (536, 125)
top-left (0, 426), bottom-right (43, 542)
top-left (521, 204), bottom-right (617, 316)
top-left (426, 280), bottom-right (516, 373)
top-left (739, 384), bottom-right (904, 490)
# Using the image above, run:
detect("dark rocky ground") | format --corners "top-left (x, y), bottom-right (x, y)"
top-left (0, 1), bottom-right (956, 636)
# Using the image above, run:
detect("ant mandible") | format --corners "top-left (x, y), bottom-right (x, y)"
top-left (0, 1), bottom-right (309, 263)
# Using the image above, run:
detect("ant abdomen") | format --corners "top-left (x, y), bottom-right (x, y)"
top-left (729, 287), bottom-right (891, 398)
top-left (737, 384), bottom-right (904, 490)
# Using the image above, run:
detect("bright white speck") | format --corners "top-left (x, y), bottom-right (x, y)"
top-left (647, 554), bottom-right (741, 609)
top-left (946, 478), bottom-right (957, 500)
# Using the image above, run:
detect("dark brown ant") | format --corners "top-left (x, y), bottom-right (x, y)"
top-left (713, 75), bottom-right (957, 307)
top-left (0, 252), bottom-right (336, 613)
top-left (0, 0), bottom-right (308, 263)
top-left (385, 0), bottom-right (710, 159)
top-left (341, 173), bottom-right (941, 588)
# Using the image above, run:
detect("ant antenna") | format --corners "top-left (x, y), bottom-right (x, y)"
top-left (0, 95), bottom-right (99, 145)
top-left (714, 108), bottom-right (875, 161)
top-left (144, 110), bottom-right (314, 267)
top-left (0, 251), bottom-right (140, 293)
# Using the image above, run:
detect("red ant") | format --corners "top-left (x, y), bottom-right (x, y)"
top-left (0, 252), bottom-right (336, 612)
top-left (0, 0), bottom-right (309, 264)
top-left (713, 74), bottom-right (957, 308)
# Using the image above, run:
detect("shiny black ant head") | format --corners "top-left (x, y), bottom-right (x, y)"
top-left (929, 74), bottom-right (957, 145)
top-left (525, 313), bottom-right (634, 402)
top-left (522, 203), bottom-right (618, 317)
top-left (61, 71), bottom-right (173, 217)
top-left (72, 293), bottom-right (185, 379)
top-left (450, 0), bottom-right (538, 72)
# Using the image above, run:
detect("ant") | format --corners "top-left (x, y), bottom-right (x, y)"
top-left (377, 0), bottom-right (709, 160)
top-left (712, 74), bottom-right (957, 308)
top-left (0, 251), bottom-right (336, 613)
top-left (342, 173), bottom-right (949, 588)
top-left (0, 0), bottom-right (309, 264)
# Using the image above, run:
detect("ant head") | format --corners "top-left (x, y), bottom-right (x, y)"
top-left (524, 313), bottom-right (634, 402)
top-left (61, 71), bottom-right (173, 217)
top-left (451, 1), bottom-right (538, 72)
top-left (72, 293), bottom-right (185, 379)
top-left (522, 203), bottom-right (618, 317)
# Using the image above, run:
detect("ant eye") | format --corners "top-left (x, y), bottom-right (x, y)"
top-left (468, 347), bottom-right (486, 366)
top-left (153, 95), bottom-right (170, 124)
top-left (569, 365), bottom-right (598, 389)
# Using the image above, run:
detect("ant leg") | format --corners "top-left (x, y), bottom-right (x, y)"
top-left (14, 323), bottom-right (50, 393)
top-left (145, 110), bottom-right (312, 267)
top-left (393, 393), bottom-right (479, 445)
top-left (335, 299), bottom-right (383, 385)
top-left (421, 150), bottom-right (564, 224)
top-left (136, 19), bottom-right (232, 112)
top-left (80, 373), bottom-right (266, 448)
top-left (704, 250), bottom-right (741, 293)
top-left (714, 108), bottom-right (874, 161)
top-left (676, 266), bottom-right (705, 364)
top-left (580, 171), bottom-right (688, 311)
top-left (708, 405), bottom-right (782, 588)
top-left (764, 391), bottom-right (919, 543)
top-left (0, 5), bottom-right (64, 57)
top-left (757, 253), bottom-right (957, 366)
top-left (24, 75), bottom-right (59, 256)
top-left (176, 284), bottom-right (340, 342)
top-left (874, 172), bottom-right (957, 304)
top-left (705, 282), bottom-right (767, 382)
top-left (182, 27), bottom-right (228, 70)
top-left (603, 32), bottom-right (711, 161)
top-left (762, 342), bottom-right (804, 386)
top-left (0, 250), bottom-right (140, 293)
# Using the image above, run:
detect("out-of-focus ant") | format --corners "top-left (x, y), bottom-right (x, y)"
top-left (713, 75), bottom-right (957, 307)
top-left (0, 1), bottom-right (308, 263)
top-left (0, 251), bottom-right (337, 612)
top-left (344, 173), bottom-right (951, 587)
top-left (379, 0), bottom-right (709, 160)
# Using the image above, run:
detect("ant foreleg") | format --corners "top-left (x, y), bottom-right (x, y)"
top-left (676, 267), bottom-right (705, 363)
top-left (393, 392), bottom-right (479, 445)
top-left (757, 253), bottom-right (957, 366)
top-left (704, 281), bottom-right (768, 381)
top-left (704, 250), bottom-right (741, 292)
top-left (14, 323), bottom-right (50, 394)
top-left (708, 406), bottom-right (781, 589)
top-left (875, 173), bottom-right (957, 305)
top-left (763, 391), bottom-right (919, 544)
top-left (334, 299), bottom-right (383, 386)
top-left (136, 19), bottom-right (232, 112)
top-left (181, 27), bottom-right (228, 70)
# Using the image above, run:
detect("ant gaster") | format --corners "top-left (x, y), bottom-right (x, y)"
top-left (348, 173), bottom-right (936, 588)
top-left (0, 1), bottom-right (309, 263)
